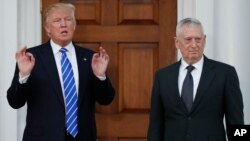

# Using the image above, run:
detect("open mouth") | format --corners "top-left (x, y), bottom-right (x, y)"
top-left (189, 51), bottom-right (198, 55)
top-left (61, 30), bottom-right (68, 35)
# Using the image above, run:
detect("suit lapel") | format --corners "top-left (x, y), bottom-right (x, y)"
top-left (74, 46), bottom-right (90, 106)
top-left (167, 61), bottom-right (189, 113)
top-left (171, 61), bottom-right (182, 99)
top-left (39, 42), bottom-right (65, 106)
top-left (191, 57), bottom-right (215, 112)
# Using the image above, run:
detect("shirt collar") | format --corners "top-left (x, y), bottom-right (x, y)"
top-left (50, 40), bottom-right (74, 55)
top-left (180, 56), bottom-right (204, 71)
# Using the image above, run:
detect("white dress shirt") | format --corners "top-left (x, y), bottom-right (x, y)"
top-left (50, 40), bottom-right (80, 95)
top-left (178, 56), bottom-right (204, 100)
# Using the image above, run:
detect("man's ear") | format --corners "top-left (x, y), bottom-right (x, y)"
top-left (44, 26), bottom-right (49, 33)
top-left (174, 37), bottom-right (179, 49)
top-left (203, 34), bottom-right (206, 46)
top-left (44, 24), bottom-right (51, 36)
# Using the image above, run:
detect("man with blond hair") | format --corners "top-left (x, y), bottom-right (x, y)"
top-left (7, 3), bottom-right (115, 141)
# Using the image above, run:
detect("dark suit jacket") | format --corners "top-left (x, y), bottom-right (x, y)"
top-left (7, 41), bottom-right (115, 141)
top-left (147, 56), bottom-right (244, 141)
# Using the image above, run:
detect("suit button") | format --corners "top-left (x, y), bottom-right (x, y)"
top-left (188, 117), bottom-right (192, 120)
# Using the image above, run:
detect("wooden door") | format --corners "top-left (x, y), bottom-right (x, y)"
top-left (42, 0), bottom-right (177, 140)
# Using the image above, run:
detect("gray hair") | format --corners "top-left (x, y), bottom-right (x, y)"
top-left (176, 18), bottom-right (204, 37)
top-left (43, 3), bottom-right (76, 25)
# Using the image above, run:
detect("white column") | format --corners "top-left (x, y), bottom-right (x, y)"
top-left (195, 0), bottom-right (215, 59)
top-left (18, 0), bottom-right (41, 48)
top-left (213, 0), bottom-right (250, 124)
top-left (17, 0), bottom-right (41, 141)
top-left (177, 0), bottom-right (196, 59)
top-left (0, 1), bottom-right (41, 141)
top-left (177, 0), bottom-right (196, 20)
top-left (178, 0), bottom-right (215, 59)
top-left (0, 0), bottom-right (18, 141)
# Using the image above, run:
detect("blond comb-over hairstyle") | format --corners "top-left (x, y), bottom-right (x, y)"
top-left (43, 3), bottom-right (76, 26)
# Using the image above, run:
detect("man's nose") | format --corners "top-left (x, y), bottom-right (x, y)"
top-left (191, 39), bottom-right (197, 47)
top-left (60, 19), bottom-right (66, 26)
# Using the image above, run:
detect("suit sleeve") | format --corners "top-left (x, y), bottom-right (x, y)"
top-left (224, 67), bottom-right (244, 139)
top-left (7, 64), bottom-right (29, 109)
top-left (92, 74), bottom-right (115, 105)
top-left (147, 72), bottom-right (164, 141)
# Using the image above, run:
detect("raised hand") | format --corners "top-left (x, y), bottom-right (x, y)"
top-left (91, 47), bottom-right (109, 77)
top-left (15, 46), bottom-right (35, 77)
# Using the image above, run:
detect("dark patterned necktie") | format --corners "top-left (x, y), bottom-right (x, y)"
top-left (181, 65), bottom-right (195, 112)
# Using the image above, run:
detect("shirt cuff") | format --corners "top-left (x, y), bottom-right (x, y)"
top-left (96, 75), bottom-right (106, 81)
top-left (19, 74), bottom-right (30, 84)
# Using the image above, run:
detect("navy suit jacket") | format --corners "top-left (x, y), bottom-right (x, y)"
top-left (147, 56), bottom-right (244, 141)
top-left (7, 41), bottom-right (115, 141)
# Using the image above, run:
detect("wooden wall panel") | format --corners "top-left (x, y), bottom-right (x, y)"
top-left (118, 44), bottom-right (157, 111)
top-left (96, 113), bottom-right (149, 137)
top-left (119, 0), bottom-right (159, 24)
top-left (74, 26), bottom-right (159, 42)
top-left (75, 1), bottom-right (101, 24)
top-left (119, 139), bottom-right (146, 141)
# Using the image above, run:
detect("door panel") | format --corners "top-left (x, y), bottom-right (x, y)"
top-left (42, 0), bottom-right (177, 140)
